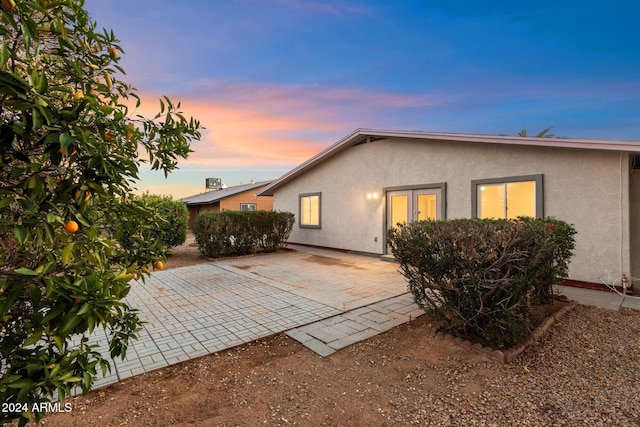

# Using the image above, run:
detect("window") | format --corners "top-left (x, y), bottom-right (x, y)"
top-left (240, 203), bottom-right (257, 211)
top-left (299, 193), bottom-right (321, 228)
top-left (472, 175), bottom-right (543, 219)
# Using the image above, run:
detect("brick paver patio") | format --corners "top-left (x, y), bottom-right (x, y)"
top-left (84, 246), bottom-right (420, 389)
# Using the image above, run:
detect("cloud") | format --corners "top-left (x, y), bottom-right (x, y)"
top-left (128, 79), bottom-right (451, 174)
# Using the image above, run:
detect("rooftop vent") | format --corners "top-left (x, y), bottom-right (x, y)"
top-left (206, 178), bottom-right (222, 190)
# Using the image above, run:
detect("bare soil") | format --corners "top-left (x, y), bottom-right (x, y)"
top-left (31, 237), bottom-right (632, 426)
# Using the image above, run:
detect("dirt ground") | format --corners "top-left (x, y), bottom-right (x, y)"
top-left (29, 237), bottom-right (633, 426)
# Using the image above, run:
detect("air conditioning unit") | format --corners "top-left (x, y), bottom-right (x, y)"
top-left (206, 178), bottom-right (222, 190)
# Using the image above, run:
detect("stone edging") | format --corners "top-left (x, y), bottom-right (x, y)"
top-left (433, 301), bottom-right (580, 364)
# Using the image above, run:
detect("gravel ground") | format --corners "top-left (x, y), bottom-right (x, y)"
top-left (387, 305), bottom-right (640, 427)
top-left (35, 303), bottom-right (640, 426)
top-left (25, 237), bottom-right (640, 426)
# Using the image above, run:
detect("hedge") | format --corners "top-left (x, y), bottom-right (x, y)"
top-left (114, 194), bottom-right (189, 254)
top-left (193, 210), bottom-right (295, 258)
top-left (387, 217), bottom-right (576, 348)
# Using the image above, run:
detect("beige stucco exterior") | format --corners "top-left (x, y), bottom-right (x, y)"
top-left (270, 136), bottom-right (639, 289)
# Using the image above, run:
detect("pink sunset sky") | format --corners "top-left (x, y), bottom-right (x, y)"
top-left (86, 1), bottom-right (640, 199)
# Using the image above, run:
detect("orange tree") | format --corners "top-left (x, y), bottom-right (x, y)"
top-left (0, 1), bottom-right (201, 424)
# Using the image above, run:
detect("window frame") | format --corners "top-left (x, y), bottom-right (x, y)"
top-left (471, 174), bottom-right (544, 219)
top-left (240, 203), bottom-right (257, 211)
top-left (299, 192), bottom-right (321, 229)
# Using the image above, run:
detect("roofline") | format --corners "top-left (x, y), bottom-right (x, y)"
top-left (183, 181), bottom-right (272, 205)
top-left (257, 128), bottom-right (640, 196)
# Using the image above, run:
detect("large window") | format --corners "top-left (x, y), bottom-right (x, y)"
top-left (472, 175), bottom-right (543, 219)
top-left (299, 193), bottom-right (321, 228)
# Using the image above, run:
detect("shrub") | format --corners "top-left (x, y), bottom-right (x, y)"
top-left (518, 217), bottom-right (576, 303)
top-left (387, 217), bottom-right (576, 348)
top-left (193, 211), bottom-right (295, 257)
top-left (252, 211), bottom-right (295, 252)
top-left (114, 194), bottom-right (189, 254)
top-left (153, 196), bottom-right (189, 249)
top-left (221, 211), bottom-right (257, 255)
top-left (193, 211), bottom-right (230, 258)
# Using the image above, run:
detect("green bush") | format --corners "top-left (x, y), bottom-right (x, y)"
top-left (114, 194), bottom-right (189, 254)
top-left (252, 211), bottom-right (296, 252)
top-left (517, 217), bottom-right (577, 303)
top-left (387, 217), bottom-right (576, 348)
top-left (193, 211), bottom-right (294, 257)
top-left (221, 211), bottom-right (257, 255)
top-left (192, 211), bottom-right (230, 258)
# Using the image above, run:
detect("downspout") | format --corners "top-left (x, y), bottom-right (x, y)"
top-left (619, 153), bottom-right (631, 288)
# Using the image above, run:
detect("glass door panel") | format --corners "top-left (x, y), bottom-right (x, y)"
top-left (386, 187), bottom-right (443, 254)
top-left (415, 189), bottom-right (441, 221)
top-left (387, 188), bottom-right (442, 229)
top-left (388, 192), bottom-right (410, 228)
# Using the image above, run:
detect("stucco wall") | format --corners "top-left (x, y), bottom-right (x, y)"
top-left (272, 137), bottom-right (631, 285)
top-left (630, 170), bottom-right (640, 292)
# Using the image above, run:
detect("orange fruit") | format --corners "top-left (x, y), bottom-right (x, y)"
top-left (59, 147), bottom-right (77, 156)
top-left (75, 190), bottom-right (91, 202)
top-left (0, 0), bottom-right (17, 12)
top-left (109, 47), bottom-right (118, 58)
top-left (154, 261), bottom-right (164, 270)
top-left (64, 220), bottom-right (79, 233)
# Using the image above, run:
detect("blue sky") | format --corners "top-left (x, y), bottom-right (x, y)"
top-left (85, 0), bottom-right (640, 199)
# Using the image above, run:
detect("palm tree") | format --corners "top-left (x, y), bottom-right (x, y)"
top-left (517, 127), bottom-right (555, 138)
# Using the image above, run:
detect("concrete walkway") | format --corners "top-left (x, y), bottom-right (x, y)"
top-left (82, 245), bottom-right (640, 390)
top-left (556, 284), bottom-right (640, 311)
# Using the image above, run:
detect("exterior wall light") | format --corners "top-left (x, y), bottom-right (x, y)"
top-left (367, 192), bottom-right (379, 200)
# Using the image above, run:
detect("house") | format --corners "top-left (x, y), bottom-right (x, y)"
top-left (258, 129), bottom-right (640, 294)
top-left (182, 180), bottom-right (273, 228)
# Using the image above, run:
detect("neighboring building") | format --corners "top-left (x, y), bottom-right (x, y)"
top-left (182, 181), bottom-right (273, 228)
top-left (258, 129), bottom-right (640, 293)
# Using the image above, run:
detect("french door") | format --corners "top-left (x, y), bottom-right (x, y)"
top-left (386, 188), bottom-right (442, 229)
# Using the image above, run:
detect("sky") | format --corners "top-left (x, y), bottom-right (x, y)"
top-left (84, 0), bottom-right (640, 199)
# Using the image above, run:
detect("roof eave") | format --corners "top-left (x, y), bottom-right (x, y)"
top-left (257, 129), bottom-right (640, 196)
top-left (185, 181), bottom-right (274, 204)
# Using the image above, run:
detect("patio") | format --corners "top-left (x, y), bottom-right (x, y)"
top-left (80, 244), bottom-right (639, 391)
top-left (85, 246), bottom-right (422, 389)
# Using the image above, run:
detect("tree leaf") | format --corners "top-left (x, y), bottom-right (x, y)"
top-left (13, 226), bottom-right (26, 244)
top-left (76, 302), bottom-right (92, 316)
top-left (61, 242), bottom-right (74, 266)
top-left (52, 335), bottom-right (63, 351)
top-left (7, 378), bottom-right (35, 389)
top-left (59, 132), bottom-right (74, 147)
top-left (23, 329), bottom-right (42, 347)
top-left (0, 196), bottom-right (12, 210)
top-left (32, 107), bottom-right (44, 129)
top-left (0, 43), bottom-right (9, 69)
top-left (15, 267), bottom-right (38, 276)
top-left (44, 222), bottom-right (55, 243)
